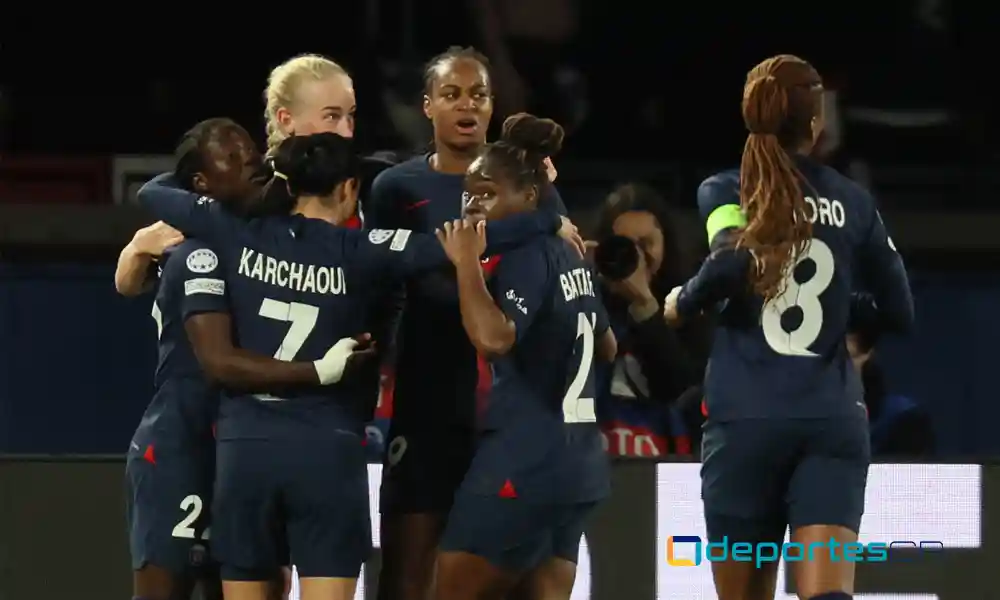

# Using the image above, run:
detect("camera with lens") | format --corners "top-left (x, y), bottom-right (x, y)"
top-left (593, 235), bottom-right (641, 281)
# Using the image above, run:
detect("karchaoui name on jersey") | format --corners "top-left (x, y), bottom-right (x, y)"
top-left (238, 247), bottom-right (347, 295)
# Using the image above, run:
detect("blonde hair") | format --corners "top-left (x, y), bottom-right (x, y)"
top-left (264, 54), bottom-right (350, 154)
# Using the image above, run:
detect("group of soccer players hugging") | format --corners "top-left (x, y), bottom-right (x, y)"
top-left (115, 46), bottom-right (914, 600)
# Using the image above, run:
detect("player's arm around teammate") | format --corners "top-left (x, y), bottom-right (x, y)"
top-left (115, 221), bottom-right (184, 296)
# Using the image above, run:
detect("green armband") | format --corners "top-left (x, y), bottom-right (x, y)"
top-left (705, 204), bottom-right (746, 244)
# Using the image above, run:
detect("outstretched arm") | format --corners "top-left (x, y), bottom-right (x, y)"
top-left (136, 174), bottom-right (242, 244)
top-left (115, 222), bottom-right (184, 297)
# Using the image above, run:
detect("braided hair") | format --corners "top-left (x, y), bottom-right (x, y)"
top-left (737, 55), bottom-right (823, 302)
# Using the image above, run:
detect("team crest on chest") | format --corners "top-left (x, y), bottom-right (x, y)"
top-left (186, 249), bottom-right (218, 273)
top-left (368, 229), bottom-right (394, 245)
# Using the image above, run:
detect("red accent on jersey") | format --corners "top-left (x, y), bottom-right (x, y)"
top-left (344, 214), bottom-right (362, 230)
top-left (475, 353), bottom-right (493, 419)
top-left (143, 444), bottom-right (156, 465)
top-left (499, 479), bottom-right (518, 499)
top-left (405, 199), bottom-right (431, 211)
top-left (481, 255), bottom-right (503, 276)
top-left (701, 398), bottom-right (708, 418)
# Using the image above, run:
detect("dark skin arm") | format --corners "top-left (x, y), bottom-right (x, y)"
top-left (185, 312), bottom-right (320, 390)
top-left (597, 329), bottom-right (617, 363)
top-left (454, 260), bottom-right (517, 357)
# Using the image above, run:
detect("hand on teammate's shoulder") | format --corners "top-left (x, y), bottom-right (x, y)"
top-left (557, 216), bottom-right (586, 258)
top-left (131, 221), bottom-right (185, 257)
top-left (436, 219), bottom-right (487, 267)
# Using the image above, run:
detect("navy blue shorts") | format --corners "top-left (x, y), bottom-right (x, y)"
top-left (212, 435), bottom-right (371, 580)
top-left (440, 489), bottom-right (597, 573)
top-left (380, 427), bottom-right (475, 515)
top-left (125, 444), bottom-right (215, 575)
top-left (701, 417), bottom-right (870, 544)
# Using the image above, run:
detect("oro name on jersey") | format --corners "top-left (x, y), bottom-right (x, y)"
top-left (238, 247), bottom-right (347, 295)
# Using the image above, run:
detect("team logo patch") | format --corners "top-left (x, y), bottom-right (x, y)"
top-left (186, 249), bottom-right (218, 273)
top-left (387, 436), bottom-right (408, 467)
top-left (368, 229), bottom-right (394, 245)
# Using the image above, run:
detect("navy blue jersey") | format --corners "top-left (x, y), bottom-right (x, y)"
top-left (478, 237), bottom-right (611, 502)
top-left (137, 175), bottom-right (560, 441)
top-left (367, 155), bottom-right (567, 431)
top-left (679, 157), bottom-right (913, 420)
top-left (131, 239), bottom-right (229, 450)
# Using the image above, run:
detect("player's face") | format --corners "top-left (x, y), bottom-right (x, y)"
top-left (281, 75), bottom-right (356, 139)
top-left (424, 58), bottom-right (492, 151)
top-left (611, 210), bottom-right (664, 281)
top-left (463, 166), bottom-right (535, 222)
top-left (197, 127), bottom-right (264, 209)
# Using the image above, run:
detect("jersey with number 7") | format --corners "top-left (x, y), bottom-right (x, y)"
top-left (683, 157), bottom-right (914, 420)
top-left (136, 174), bottom-right (562, 441)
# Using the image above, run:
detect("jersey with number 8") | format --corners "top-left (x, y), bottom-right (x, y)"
top-left (469, 237), bottom-right (611, 504)
top-left (692, 159), bottom-right (913, 420)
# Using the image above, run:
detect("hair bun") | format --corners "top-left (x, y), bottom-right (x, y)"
top-left (500, 113), bottom-right (564, 157)
top-left (273, 133), bottom-right (355, 189)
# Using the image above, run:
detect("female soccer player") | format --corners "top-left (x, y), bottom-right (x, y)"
top-left (435, 113), bottom-right (616, 600)
top-left (369, 46), bottom-right (568, 600)
top-left (263, 54), bottom-right (356, 150)
top-left (136, 132), bottom-right (576, 600)
top-left (663, 55), bottom-right (914, 600)
top-left (117, 118), bottom-right (263, 600)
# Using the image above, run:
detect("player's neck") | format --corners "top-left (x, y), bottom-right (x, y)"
top-left (293, 196), bottom-right (354, 227)
top-left (430, 145), bottom-right (480, 175)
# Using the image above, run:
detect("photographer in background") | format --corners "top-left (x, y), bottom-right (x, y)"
top-left (591, 183), bottom-right (708, 457)
top-left (848, 328), bottom-right (935, 457)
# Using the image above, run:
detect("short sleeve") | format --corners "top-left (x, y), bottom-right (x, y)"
top-left (697, 172), bottom-right (744, 247)
top-left (490, 247), bottom-right (550, 342)
top-left (171, 242), bottom-right (229, 320)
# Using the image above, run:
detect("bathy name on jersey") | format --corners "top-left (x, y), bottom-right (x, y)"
top-left (559, 267), bottom-right (596, 302)
top-left (238, 247), bottom-right (347, 295)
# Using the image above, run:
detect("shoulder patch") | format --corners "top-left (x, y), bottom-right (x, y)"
top-left (368, 229), bottom-right (394, 245)
top-left (390, 229), bottom-right (412, 252)
top-left (186, 248), bottom-right (219, 273)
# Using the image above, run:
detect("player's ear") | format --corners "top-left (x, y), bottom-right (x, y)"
top-left (276, 107), bottom-right (294, 135)
top-left (192, 173), bottom-right (209, 193)
top-left (340, 177), bottom-right (360, 203)
top-left (422, 95), bottom-right (432, 120)
top-left (526, 184), bottom-right (539, 207)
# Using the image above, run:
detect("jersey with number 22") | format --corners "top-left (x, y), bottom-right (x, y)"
top-left (474, 237), bottom-right (611, 503)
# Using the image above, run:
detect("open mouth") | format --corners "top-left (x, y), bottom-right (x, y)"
top-left (455, 118), bottom-right (479, 135)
